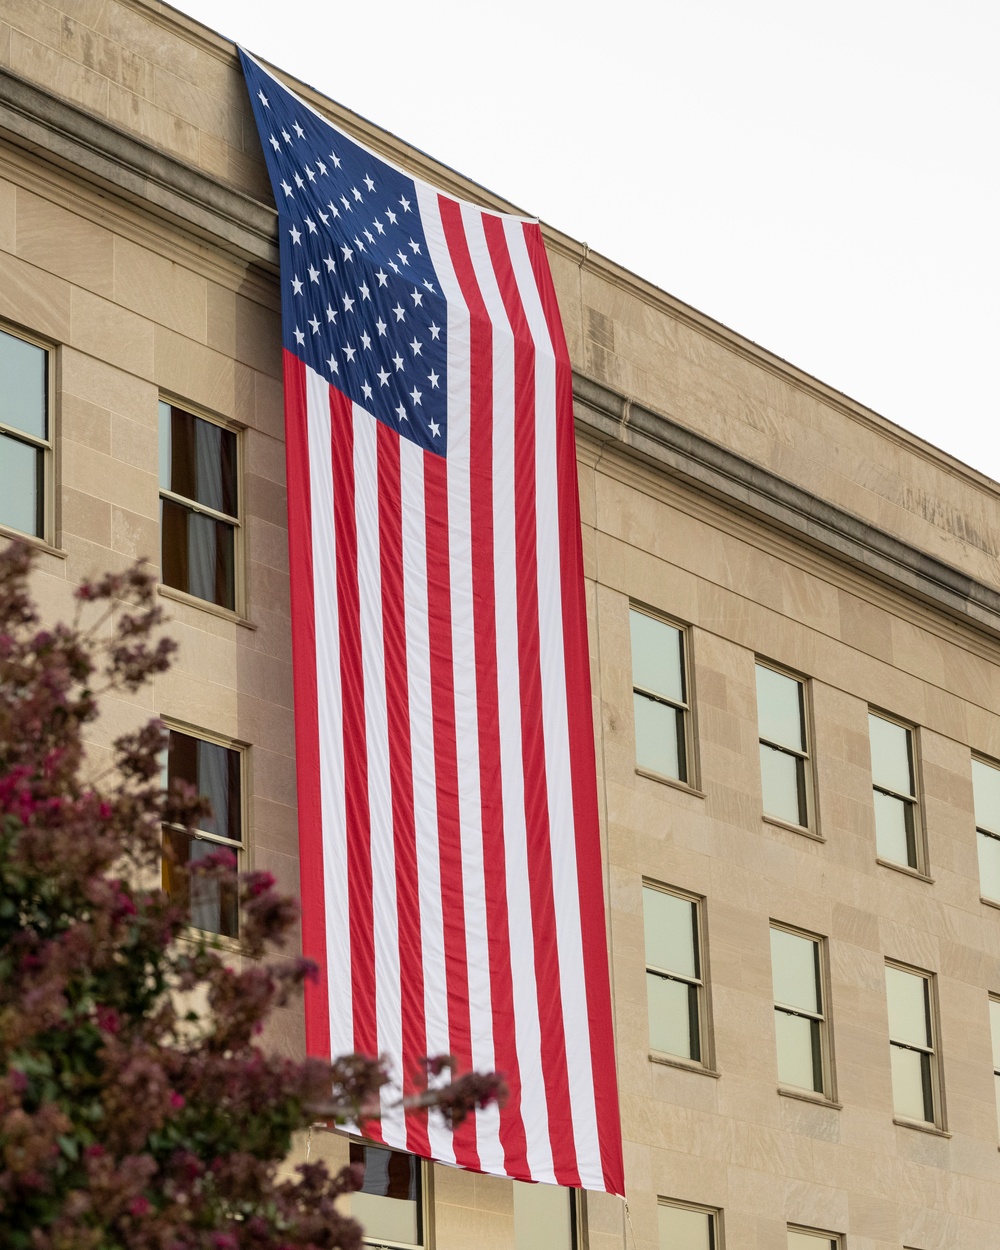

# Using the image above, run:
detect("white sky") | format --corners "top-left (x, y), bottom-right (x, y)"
top-left (181, 0), bottom-right (1000, 481)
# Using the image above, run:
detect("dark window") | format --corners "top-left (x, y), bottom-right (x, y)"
top-left (0, 328), bottom-right (48, 539)
top-left (349, 1141), bottom-right (422, 1248)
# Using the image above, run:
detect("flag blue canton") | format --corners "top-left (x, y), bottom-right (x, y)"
top-left (241, 50), bottom-right (448, 455)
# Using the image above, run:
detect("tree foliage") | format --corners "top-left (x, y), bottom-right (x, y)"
top-left (0, 542), bottom-right (502, 1249)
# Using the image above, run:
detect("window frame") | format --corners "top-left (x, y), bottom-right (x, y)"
top-left (971, 753), bottom-right (1000, 904)
top-left (786, 1226), bottom-right (841, 1249)
top-left (755, 659), bottom-right (816, 834)
top-left (884, 959), bottom-right (944, 1130)
top-left (658, 1197), bottom-right (722, 1249)
top-left (157, 395), bottom-right (245, 617)
top-left (769, 922), bottom-right (835, 1101)
top-left (160, 717), bottom-right (250, 942)
top-left (989, 994), bottom-right (1000, 1143)
top-left (0, 321), bottom-right (55, 547)
top-left (868, 708), bottom-right (925, 874)
top-left (642, 880), bottom-right (713, 1071)
top-left (629, 603), bottom-right (697, 789)
top-left (346, 1138), bottom-right (429, 1250)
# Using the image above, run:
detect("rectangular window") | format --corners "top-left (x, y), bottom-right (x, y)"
top-left (787, 1229), bottom-right (839, 1249)
top-left (0, 326), bottom-right (49, 540)
top-left (643, 884), bottom-right (704, 1063)
top-left (869, 712), bottom-right (920, 869)
top-left (514, 1181), bottom-right (575, 1250)
top-left (770, 926), bottom-right (829, 1095)
top-left (990, 997), bottom-right (1000, 1140)
top-left (630, 607), bottom-right (690, 782)
top-left (348, 1141), bottom-right (423, 1249)
top-left (972, 757), bottom-right (1000, 901)
top-left (162, 727), bottom-right (243, 938)
top-left (885, 962), bottom-right (939, 1125)
top-left (756, 663), bottom-right (810, 828)
top-left (158, 400), bottom-right (239, 610)
top-left (658, 1200), bottom-right (717, 1249)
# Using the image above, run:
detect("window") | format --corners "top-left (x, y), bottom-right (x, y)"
top-left (348, 1141), bottom-right (423, 1249)
top-left (643, 884), bottom-right (705, 1063)
top-left (514, 1181), bottom-right (576, 1250)
top-left (0, 327), bottom-right (49, 540)
top-left (972, 757), bottom-right (1000, 901)
top-left (868, 712), bottom-right (920, 869)
top-left (756, 663), bottom-right (811, 828)
top-left (885, 963), bottom-right (940, 1125)
top-left (658, 1200), bottom-right (717, 1248)
top-left (162, 727), bottom-right (244, 938)
top-left (770, 926), bottom-right (830, 1096)
top-left (990, 997), bottom-right (1000, 1139)
top-left (787, 1229), bottom-right (838, 1249)
top-left (630, 608), bottom-right (690, 782)
top-left (158, 400), bottom-right (239, 610)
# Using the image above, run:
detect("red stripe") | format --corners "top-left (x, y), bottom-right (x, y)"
top-left (283, 351), bottom-right (330, 1060)
top-left (422, 443), bottom-right (481, 1172)
top-left (438, 197), bottom-right (530, 1176)
top-left (482, 216), bottom-right (581, 1187)
top-left (328, 389), bottom-right (379, 1082)
top-left (523, 223), bottom-right (624, 1195)
top-left (376, 422), bottom-right (430, 1158)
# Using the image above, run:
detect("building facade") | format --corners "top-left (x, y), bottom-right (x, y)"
top-left (3, 3), bottom-right (1000, 1247)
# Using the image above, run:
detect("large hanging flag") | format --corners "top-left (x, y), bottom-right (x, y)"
top-left (240, 50), bottom-right (623, 1196)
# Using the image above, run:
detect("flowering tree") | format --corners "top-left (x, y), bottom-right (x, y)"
top-left (0, 541), bottom-right (501, 1250)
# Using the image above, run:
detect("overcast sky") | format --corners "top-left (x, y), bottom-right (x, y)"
top-left (182, 0), bottom-right (999, 482)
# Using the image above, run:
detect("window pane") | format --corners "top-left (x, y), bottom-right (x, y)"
top-left (760, 743), bottom-right (806, 825)
top-left (0, 329), bottom-right (46, 439)
top-left (0, 432), bottom-right (42, 536)
top-left (775, 1009), bottom-right (822, 1092)
top-left (890, 1043), bottom-right (933, 1122)
top-left (788, 1234), bottom-right (835, 1250)
top-left (973, 759), bottom-right (1000, 836)
top-left (349, 1143), bottom-right (420, 1246)
top-left (869, 714), bottom-right (913, 796)
top-left (978, 832), bottom-right (1000, 901)
top-left (513, 1182), bottom-right (573, 1250)
top-left (161, 497), bottom-right (236, 609)
top-left (634, 693), bottom-right (685, 780)
top-left (770, 928), bottom-right (819, 1014)
top-left (885, 966), bottom-right (930, 1047)
top-left (167, 731), bottom-right (242, 843)
top-left (756, 665), bottom-right (804, 751)
top-left (630, 610), bottom-right (684, 703)
top-left (160, 403), bottom-right (238, 517)
top-left (162, 827), bottom-right (239, 937)
top-left (647, 972), bottom-right (699, 1060)
top-left (991, 999), bottom-right (1000, 1071)
top-left (643, 888), bottom-right (698, 978)
top-left (658, 1203), bottom-right (713, 1250)
top-left (873, 790), bottom-right (915, 866)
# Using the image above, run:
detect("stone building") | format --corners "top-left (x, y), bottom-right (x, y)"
top-left (3, 2), bottom-right (1000, 1247)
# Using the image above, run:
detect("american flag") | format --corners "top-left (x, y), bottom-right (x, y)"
top-left (240, 50), bottom-right (623, 1195)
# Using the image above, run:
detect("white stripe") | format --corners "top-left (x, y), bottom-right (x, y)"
top-left (353, 405), bottom-right (405, 1148)
top-left (399, 433), bottom-right (455, 1165)
top-left (460, 205), bottom-right (556, 1184)
top-left (504, 219), bottom-right (604, 1188)
top-left (306, 366), bottom-right (353, 1057)
top-left (417, 183), bottom-right (504, 1174)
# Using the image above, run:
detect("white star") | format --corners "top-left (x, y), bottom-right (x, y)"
top-left (343, 344), bottom-right (356, 362)
top-left (340, 195), bottom-right (352, 212)
top-left (364, 174), bottom-right (376, 192)
top-left (377, 368), bottom-right (390, 386)
top-left (293, 172), bottom-right (304, 189)
top-left (410, 387), bottom-right (422, 405)
top-left (289, 224), bottom-right (302, 244)
top-left (323, 255), bottom-right (336, 272)
top-left (409, 337), bottom-right (422, 356)
top-left (257, 89), bottom-right (269, 107)
top-left (428, 370), bottom-right (440, 388)
top-left (360, 331), bottom-right (372, 350)
top-left (352, 186), bottom-right (363, 201)
top-left (280, 180), bottom-right (293, 197)
top-left (305, 166), bottom-right (316, 183)
top-left (327, 354), bottom-right (339, 374)
top-left (408, 238), bottom-right (421, 253)
top-left (341, 243), bottom-right (354, 262)
top-left (392, 304), bottom-right (406, 321)
top-left (359, 282), bottom-right (370, 300)
top-left (343, 294), bottom-right (355, 312)
top-left (353, 236), bottom-right (366, 253)
top-left (423, 279), bottom-right (436, 293)
top-left (294, 327), bottom-right (305, 345)
top-left (326, 305), bottom-right (337, 322)
top-left (399, 196), bottom-right (412, 212)
top-left (330, 150), bottom-right (342, 168)
top-left (309, 316), bottom-right (320, 334)
top-left (269, 134), bottom-right (280, 151)
top-left (396, 249), bottom-right (410, 266)
top-left (410, 288), bottom-right (423, 306)
top-left (373, 219), bottom-right (385, 235)
top-left (375, 318), bottom-right (388, 336)
top-left (281, 129), bottom-right (291, 143)
top-left (396, 403), bottom-right (408, 421)
top-left (376, 269), bottom-right (388, 287)
top-left (293, 120), bottom-right (305, 138)
top-left (428, 322), bottom-right (441, 340)
top-left (392, 353), bottom-right (405, 371)
top-left (308, 265), bottom-right (319, 283)
top-left (318, 210), bottom-right (329, 226)
top-left (363, 229), bottom-right (375, 245)
top-left (304, 216), bottom-right (317, 234)
top-left (291, 275), bottom-right (304, 295)
top-left (389, 261), bottom-right (400, 274)
top-left (316, 158), bottom-right (327, 175)
top-left (328, 200), bottom-right (341, 219)
top-left (385, 208), bottom-right (398, 225)
top-left (429, 420), bottom-right (441, 437)
top-left (362, 381), bottom-right (373, 400)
